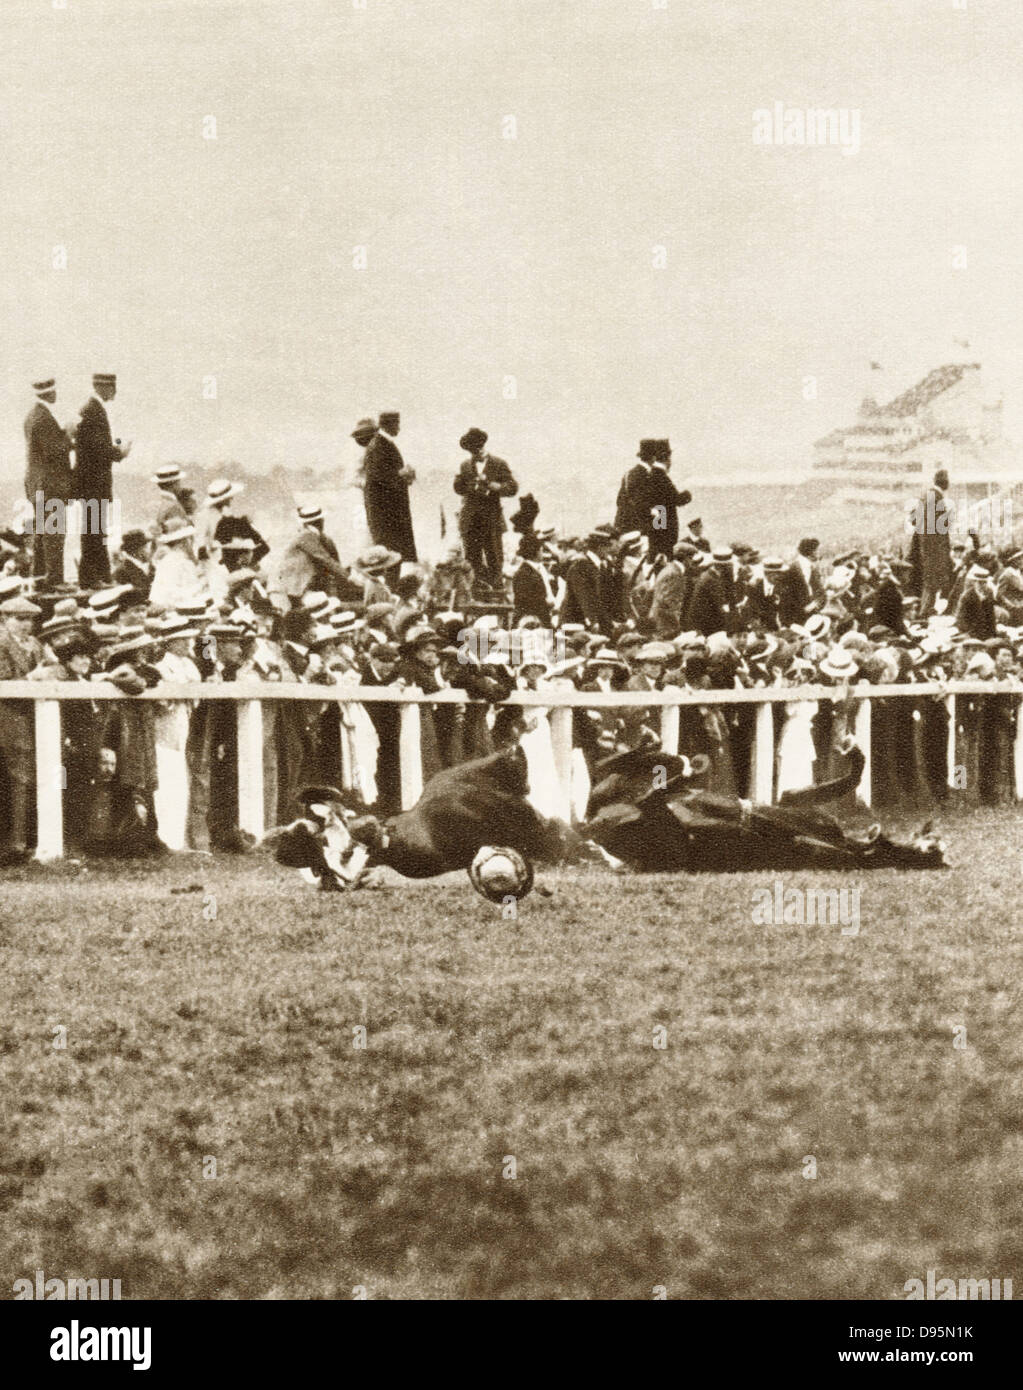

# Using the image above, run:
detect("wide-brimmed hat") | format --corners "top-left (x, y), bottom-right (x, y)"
top-left (818, 645), bottom-right (859, 681)
top-left (636, 642), bottom-right (673, 664)
top-left (1, 595), bottom-right (41, 617)
top-left (350, 417), bottom-right (377, 440)
top-left (358, 544), bottom-right (401, 574)
top-left (795, 613), bottom-right (832, 642)
top-left (206, 478), bottom-right (244, 506)
top-left (400, 624), bottom-right (442, 652)
top-left (584, 647), bottom-right (630, 671)
top-left (158, 521), bottom-right (194, 545)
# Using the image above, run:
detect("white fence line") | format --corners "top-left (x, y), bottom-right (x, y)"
top-left (1, 679), bottom-right (1021, 861)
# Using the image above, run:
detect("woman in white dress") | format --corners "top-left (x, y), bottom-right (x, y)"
top-left (153, 621), bottom-right (203, 850)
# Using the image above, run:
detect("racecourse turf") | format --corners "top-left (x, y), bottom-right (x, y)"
top-left (1, 810), bottom-right (1021, 1301)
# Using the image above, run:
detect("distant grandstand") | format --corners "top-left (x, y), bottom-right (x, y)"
top-left (813, 363), bottom-right (1019, 518)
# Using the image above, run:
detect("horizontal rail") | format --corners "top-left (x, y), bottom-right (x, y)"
top-left (0, 680), bottom-right (1020, 705)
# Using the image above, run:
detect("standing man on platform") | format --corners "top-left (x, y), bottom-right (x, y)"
top-left (76, 372), bottom-right (132, 588)
top-left (355, 411), bottom-right (418, 568)
top-left (644, 439), bottom-right (692, 559)
top-left (23, 376), bottom-right (73, 589)
top-left (453, 427), bottom-right (518, 592)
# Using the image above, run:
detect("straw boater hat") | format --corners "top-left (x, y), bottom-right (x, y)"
top-left (32, 376), bottom-right (56, 397)
top-left (400, 624), bottom-right (442, 653)
top-left (584, 647), bottom-right (630, 673)
top-left (152, 464), bottom-right (185, 487)
top-left (297, 504), bottom-right (324, 525)
top-left (206, 478), bottom-right (244, 507)
top-left (818, 645), bottom-right (859, 681)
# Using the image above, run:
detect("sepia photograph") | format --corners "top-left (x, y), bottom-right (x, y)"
top-left (1, 0), bottom-right (1019, 1350)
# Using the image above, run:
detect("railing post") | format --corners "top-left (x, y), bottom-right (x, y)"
top-left (659, 703), bottom-right (679, 756)
top-left (1015, 697), bottom-right (1023, 801)
top-left (854, 699), bottom-right (871, 806)
top-left (945, 694), bottom-right (957, 789)
top-left (751, 701), bottom-right (774, 804)
top-left (236, 700), bottom-right (265, 838)
top-left (34, 700), bottom-right (64, 861)
top-left (549, 705), bottom-right (574, 822)
top-left (399, 702), bottom-right (424, 809)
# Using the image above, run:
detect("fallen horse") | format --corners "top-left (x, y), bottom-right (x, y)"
top-left (584, 738), bottom-right (949, 872)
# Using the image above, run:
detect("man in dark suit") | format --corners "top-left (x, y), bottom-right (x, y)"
top-left (614, 440), bottom-right (656, 534)
top-left (561, 527), bottom-right (618, 632)
top-left (354, 411), bottom-right (418, 565)
top-left (453, 427), bottom-right (518, 589)
top-left (688, 548), bottom-right (738, 636)
top-left (644, 439), bottom-right (692, 558)
top-left (512, 533), bottom-right (555, 624)
top-left (776, 537), bottom-right (824, 627)
top-left (24, 377), bottom-right (73, 588)
top-left (76, 372), bottom-right (132, 588)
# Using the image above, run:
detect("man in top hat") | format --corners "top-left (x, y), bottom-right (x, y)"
top-left (355, 412), bottom-right (418, 566)
top-left (24, 377), bottom-right (74, 589)
top-left (75, 372), bottom-right (132, 589)
top-left (453, 428), bottom-right (518, 590)
top-left (644, 440), bottom-right (692, 559)
top-left (614, 440), bottom-right (657, 535)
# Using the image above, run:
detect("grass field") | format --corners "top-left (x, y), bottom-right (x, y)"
top-left (2, 811), bottom-right (1021, 1301)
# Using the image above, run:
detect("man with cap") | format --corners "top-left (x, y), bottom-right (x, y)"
top-left (75, 373), bottom-right (131, 588)
top-left (355, 413), bottom-right (418, 566)
top-left (24, 377), bottom-right (73, 589)
top-left (644, 440), bottom-right (692, 559)
top-left (0, 595), bottom-right (44, 860)
top-left (955, 563), bottom-right (997, 640)
top-left (453, 428), bottom-right (518, 591)
top-left (270, 504), bottom-right (364, 609)
top-left (614, 440), bottom-right (657, 535)
top-left (688, 548), bottom-right (738, 636)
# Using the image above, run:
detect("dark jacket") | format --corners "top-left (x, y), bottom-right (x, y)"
top-left (75, 396), bottom-right (122, 503)
top-left (688, 568), bottom-right (736, 636)
top-left (561, 554), bottom-right (615, 632)
top-left (614, 463), bottom-right (653, 534)
top-left (454, 455), bottom-right (518, 540)
top-left (362, 431), bottom-right (417, 561)
top-left (512, 560), bottom-right (553, 624)
top-left (24, 403), bottom-right (73, 501)
top-left (644, 466), bottom-right (692, 557)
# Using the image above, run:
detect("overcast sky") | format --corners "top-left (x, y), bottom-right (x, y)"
top-left (2, 0), bottom-right (1021, 499)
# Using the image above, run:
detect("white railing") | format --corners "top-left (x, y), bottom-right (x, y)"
top-left (1, 679), bottom-right (1021, 860)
